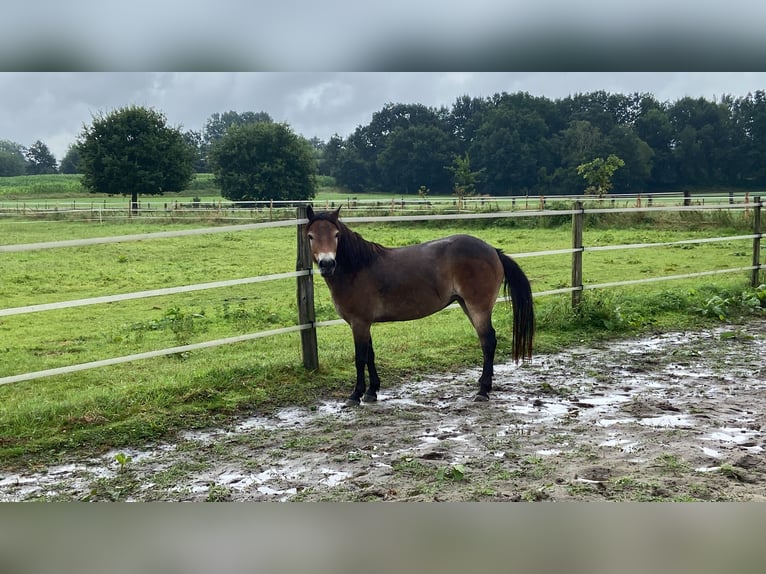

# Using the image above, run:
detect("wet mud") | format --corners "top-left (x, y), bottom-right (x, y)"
top-left (2, 318), bottom-right (765, 501)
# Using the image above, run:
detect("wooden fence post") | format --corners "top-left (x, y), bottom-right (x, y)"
top-left (753, 196), bottom-right (762, 288)
top-left (296, 206), bottom-right (319, 370)
top-left (572, 201), bottom-right (584, 308)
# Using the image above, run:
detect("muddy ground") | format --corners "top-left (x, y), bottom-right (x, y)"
top-left (2, 318), bottom-right (765, 502)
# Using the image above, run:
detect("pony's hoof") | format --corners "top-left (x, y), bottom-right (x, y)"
top-left (362, 393), bottom-right (378, 403)
top-left (343, 398), bottom-right (361, 408)
top-left (472, 394), bottom-right (490, 402)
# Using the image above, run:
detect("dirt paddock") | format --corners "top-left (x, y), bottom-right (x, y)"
top-left (2, 318), bottom-right (765, 501)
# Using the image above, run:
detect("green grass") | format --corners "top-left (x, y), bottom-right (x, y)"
top-left (0, 207), bottom-right (764, 466)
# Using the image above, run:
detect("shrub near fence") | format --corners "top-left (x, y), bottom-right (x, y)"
top-left (0, 199), bottom-right (763, 387)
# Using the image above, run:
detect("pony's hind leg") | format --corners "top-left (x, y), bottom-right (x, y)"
top-left (475, 324), bottom-right (497, 401)
top-left (458, 300), bottom-right (497, 401)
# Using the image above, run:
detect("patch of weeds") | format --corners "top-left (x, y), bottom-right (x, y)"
top-left (206, 484), bottom-right (233, 502)
top-left (151, 464), bottom-right (194, 490)
top-left (521, 485), bottom-right (551, 501)
top-left (537, 381), bottom-right (572, 396)
top-left (694, 285), bottom-right (766, 321)
top-left (470, 486), bottom-right (498, 499)
top-left (511, 456), bottom-right (551, 480)
top-left (83, 474), bottom-right (141, 501)
top-left (611, 476), bottom-right (670, 501)
top-left (686, 483), bottom-right (713, 500)
top-left (654, 453), bottom-right (691, 475)
top-left (436, 463), bottom-right (467, 483)
top-left (114, 452), bottom-right (132, 473)
top-left (718, 464), bottom-right (751, 482)
top-left (575, 292), bottom-right (629, 331)
top-left (128, 306), bottom-right (209, 345)
top-left (488, 461), bottom-right (512, 481)
top-left (393, 457), bottom-right (433, 479)
top-left (281, 435), bottom-right (323, 451)
top-left (567, 482), bottom-right (599, 496)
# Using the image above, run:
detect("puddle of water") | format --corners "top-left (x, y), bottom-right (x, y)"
top-left (597, 418), bottom-right (636, 428)
top-left (320, 469), bottom-right (351, 487)
top-left (704, 427), bottom-right (759, 445)
top-left (700, 446), bottom-right (722, 459)
top-left (639, 414), bottom-right (695, 428)
top-left (257, 485), bottom-right (297, 500)
top-left (536, 449), bottom-right (561, 456)
top-left (577, 394), bottom-right (632, 407)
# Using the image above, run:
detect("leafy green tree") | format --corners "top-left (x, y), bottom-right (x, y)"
top-left (550, 120), bottom-right (608, 195)
top-left (78, 106), bottom-right (195, 211)
top-left (376, 124), bottom-right (456, 194)
top-left (635, 99), bottom-right (677, 188)
top-left (197, 111), bottom-right (273, 172)
top-left (604, 126), bottom-right (653, 192)
top-left (332, 127), bottom-right (379, 193)
top-left (448, 152), bottom-right (481, 199)
top-left (209, 122), bottom-right (316, 202)
top-left (0, 139), bottom-right (27, 176)
top-left (577, 155), bottom-right (625, 196)
top-left (25, 140), bottom-right (58, 174)
top-left (731, 90), bottom-right (766, 187)
top-left (469, 103), bottom-right (552, 195)
top-left (183, 129), bottom-right (207, 172)
top-left (59, 144), bottom-right (81, 174)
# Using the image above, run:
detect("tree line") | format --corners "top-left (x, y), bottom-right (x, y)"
top-left (321, 90), bottom-right (766, 196)
top-left (2, 90), bottom-right (765, 200)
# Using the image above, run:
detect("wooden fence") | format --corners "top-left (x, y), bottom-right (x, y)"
top-left (0, 199), bottom-right (762, 386)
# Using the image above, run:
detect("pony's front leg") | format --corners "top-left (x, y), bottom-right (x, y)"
top-left (362, 337), bottom-right (380, 403)
top-left (346, 326), bottom-right (380, 406)
top-left (346, 338), bottom-right (367, 406)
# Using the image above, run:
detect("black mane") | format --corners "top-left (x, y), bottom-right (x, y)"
top-left (335, 219), bottom-right (387, 270)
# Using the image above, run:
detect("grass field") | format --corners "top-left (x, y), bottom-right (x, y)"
top-left (1, 189), bottom-right (764, 466)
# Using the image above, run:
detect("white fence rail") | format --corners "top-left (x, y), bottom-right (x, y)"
top-left (0, 200), bottom-right (763, 387)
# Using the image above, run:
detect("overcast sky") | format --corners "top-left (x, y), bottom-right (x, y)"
top-left (2, 72), bottom-right (765, 161)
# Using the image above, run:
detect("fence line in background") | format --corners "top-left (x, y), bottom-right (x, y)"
top-left (0, 200), bottom-right (763, 386)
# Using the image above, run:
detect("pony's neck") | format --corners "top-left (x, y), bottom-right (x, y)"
top-left (336, 224), bottom-right (385, 270)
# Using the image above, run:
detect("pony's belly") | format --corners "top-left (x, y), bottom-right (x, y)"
top-left (372, 296), bottom-right (450, 323)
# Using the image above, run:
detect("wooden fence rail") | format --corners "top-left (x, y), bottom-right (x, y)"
top-left (0, 200), bottom-right (763, 386)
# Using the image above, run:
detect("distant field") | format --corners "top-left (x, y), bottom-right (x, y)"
top-left (2, 173), bottom-right (762, 206)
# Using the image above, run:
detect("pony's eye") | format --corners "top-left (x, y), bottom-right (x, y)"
top-left (307, 233), bottom-right (314, 241)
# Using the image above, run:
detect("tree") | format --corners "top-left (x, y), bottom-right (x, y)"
top-left (577, 155), bottom-right (625, 196)
top-left (448, 152), bottom-right (481, 199)
top-left (376, 124), bottom-right (456, 195)
top-left (78, 106), bottom-right (195, 212)
top-left (59, 144), bottom-right (81, 174)
top-left (183, 129), bottom-right (207, 172)
top-left (209, 122), bottom-right (316, 202)
top-left (0, 139), bottom-right (26, 176)
top-left (25, 140), bottom-right (58, 174)
top-left (201, 111), bottom-right (272, 165)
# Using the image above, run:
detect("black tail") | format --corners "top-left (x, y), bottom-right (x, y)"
top-left (497, 250), bottom-right (535, 362)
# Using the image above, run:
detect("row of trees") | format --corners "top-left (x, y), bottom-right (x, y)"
top-left (321, 90), bottom-right (766, 196)
top-left (0, 139), bottom-right (64, 176)
top-left (3, 90), bottom-right (765, 200)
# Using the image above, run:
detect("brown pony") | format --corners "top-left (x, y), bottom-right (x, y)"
top-left (305, 206), bottom-right (534, 406)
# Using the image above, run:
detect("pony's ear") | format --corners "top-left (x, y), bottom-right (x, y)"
top-left (331, 206), bottom-right (341, 220)
top-left (306, 205), bottom-right (315, 220)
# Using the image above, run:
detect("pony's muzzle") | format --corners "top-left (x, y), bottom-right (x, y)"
top-left (317, 256), bottom-right (336, 276)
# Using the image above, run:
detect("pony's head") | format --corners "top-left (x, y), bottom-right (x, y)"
top-left (305, 206), bottom-right (341, 277)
